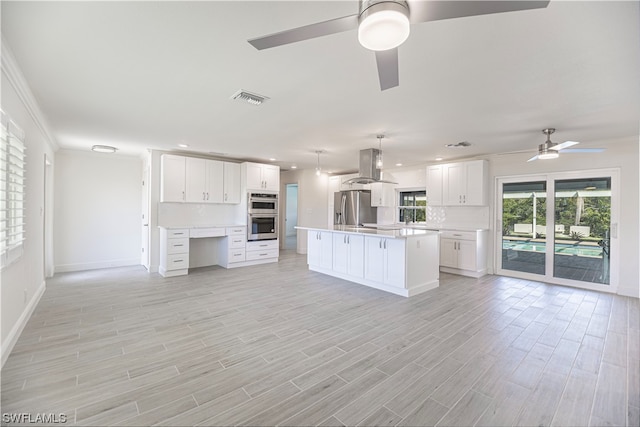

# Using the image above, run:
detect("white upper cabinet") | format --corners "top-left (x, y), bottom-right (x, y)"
top-left (426, 160), bottom-right (487, 206)
top-left (244, 162), bottom-right (280, 191)
top-left (161, 154), bottom-right (241, 204)
top-left (186, 157), bottom-right (224, 203)
top-left (223, 162), bottom-right (241, 204)
top-left (160, 154), bottom-right (186, 202)
top-left (426, 165), bottom-right (444, 206)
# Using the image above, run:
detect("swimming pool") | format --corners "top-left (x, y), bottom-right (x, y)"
top-left (503, 241), bottom-right (603, 257)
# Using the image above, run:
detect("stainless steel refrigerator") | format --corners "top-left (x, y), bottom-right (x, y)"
top-left (334, 190), bottom-right (377, 226)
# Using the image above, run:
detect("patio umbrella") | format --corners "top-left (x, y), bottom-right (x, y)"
top-left (575, 193), bottom-right (584, 225)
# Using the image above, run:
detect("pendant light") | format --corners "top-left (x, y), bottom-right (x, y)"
top-left (315, 150), bottom-right (323, 176)
top-left (376, 135), bottom-right (384, 169)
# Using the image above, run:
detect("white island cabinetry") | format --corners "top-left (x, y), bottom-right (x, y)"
top-left (333, 233), bottom-right (364, 278)
top-left (301, 226), bottom-right (439, 297)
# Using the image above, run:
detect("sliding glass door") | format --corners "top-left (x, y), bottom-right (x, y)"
top-left (497, 170), bottom-right (618, 291)
top-left (553, 177), bottom-right (611, 285)
top-left (501, 180), bottom-right (547, 275)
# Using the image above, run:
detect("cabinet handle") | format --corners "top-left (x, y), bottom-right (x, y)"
top-left (173, 259), bottom-right (183, 263)
top-left (384, 240), bottom-right (387, 249)
top-left (174, 244), bottom-right (183, 247)
top-left (463, 195), bottom-right (466, 203)
top-left (207, 192), bottom-right (210, 200)
top-left (203, 192), bottom-right (206, 200)
top-left (174, 232), bottom-right (184, 235)
top-left (182, 191), bottom-right (185, 201)
top-left (343, 235), bottom-right (346, 244)
top-left (347, 235), bottom-right (350, 244)
top-left (379, 239), bottom-right (382, 249)
top-left (224, 193), bottom-right (228, 201)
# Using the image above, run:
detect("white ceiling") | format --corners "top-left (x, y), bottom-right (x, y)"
top-left (2, 1), bottom-right (639, 172)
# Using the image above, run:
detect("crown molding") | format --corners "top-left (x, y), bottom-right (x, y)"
top-left (1, 36), bottom-right (59, 152)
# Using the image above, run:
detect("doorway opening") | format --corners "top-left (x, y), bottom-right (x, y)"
top-left (284, 184), bottom-right (298, 250)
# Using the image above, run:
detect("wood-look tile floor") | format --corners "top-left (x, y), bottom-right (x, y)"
top-left (1, 251), bottom-right (638, 426)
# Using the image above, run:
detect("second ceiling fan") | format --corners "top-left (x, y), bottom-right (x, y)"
top-left (248, 1), bottom-right (550, 90)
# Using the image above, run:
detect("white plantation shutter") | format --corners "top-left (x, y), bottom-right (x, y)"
top-left (1, 110), bottom-right (26, 268)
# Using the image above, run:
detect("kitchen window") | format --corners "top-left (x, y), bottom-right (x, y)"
top-left (398, 190), bottom-right (426, 223)
top-left (1, 110), bottom-right (26, 268)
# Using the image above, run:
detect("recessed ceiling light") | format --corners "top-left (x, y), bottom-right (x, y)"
top-left (92, 145), bottom-right (117, 153)
top-left (178, 143), bottom-right (189, 148)
top-left (291, 165), bottom-right (297, 169)
top-left (269, 158), bottom-right (276, 161)
top-left (395, 163), bottom-right (403, 167)
top-left (435, 157), bottom-right (443, 161)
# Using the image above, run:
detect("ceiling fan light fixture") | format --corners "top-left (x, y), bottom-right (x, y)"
top-left (537, 143), bottom-right (559, 160)
top-left (358, 1), bottom-right (410, 51)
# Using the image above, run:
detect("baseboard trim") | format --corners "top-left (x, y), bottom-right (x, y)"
top-left (54, 258), bottom-right (139, 273)
top-left (1, 280), bottom-right (46, 369)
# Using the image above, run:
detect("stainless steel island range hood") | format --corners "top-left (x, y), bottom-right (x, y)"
top-left (344, 148), bottom-right (398, 185)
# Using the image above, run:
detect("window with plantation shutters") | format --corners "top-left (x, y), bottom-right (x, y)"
top-left (1, 110), bottom-right (26, 268)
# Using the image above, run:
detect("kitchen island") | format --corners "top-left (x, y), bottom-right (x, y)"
top-left (296, 225), bottom-right (440, 297)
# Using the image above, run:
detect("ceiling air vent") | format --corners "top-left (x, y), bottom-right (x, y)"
top-left (445, 141), bottom-right (471, 148)
top-left (230, 90), bottom-right (269, 106)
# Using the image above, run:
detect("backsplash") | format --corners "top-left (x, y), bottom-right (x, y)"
top-left (158, 203), bottom-right (243, 227)
top-left (377, 205), bottom-right (490, 230)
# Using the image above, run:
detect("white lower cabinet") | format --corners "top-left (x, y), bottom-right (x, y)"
top-left (307, 231), bottom-right (332, 269)
top-left (364, 236), bottom-right (405, 288)
top-left (219, 226), bottom-right (246, 267)
top-left (159, 228), bottom-right (190, 277)
top-left (439, 230), bottom-right (488, 277)
top-left (332, 233), bottom-right (364, 278)
top-left (246, 239), bottom-right (279, 262)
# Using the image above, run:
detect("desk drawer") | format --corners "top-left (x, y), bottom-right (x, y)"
top-left (166, 253), bottom-right (189, 270)
top-left (229, 236), bottom-right (246, 249)
top-left (246, 248), bottom-right (278, 261)
top-left (190, 227), bottom-right (225, 238)
top-left (167, 238), bottom-right (189, 254)
top-left (226, 226), bottom-right (246, 236)
top-left (167, 228), bottom-right (189, 238)
top-left (228, 249), bottom-right (246, 263)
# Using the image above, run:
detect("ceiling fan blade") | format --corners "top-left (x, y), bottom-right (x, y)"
top-left (248, 14), bottom-right (359, 50)
top-left (527, 154), bottom-right (539, 162)
top-left (560, 148), bottom-right (606, 153)
top-left (408, 1), bottom-right (550, 24)
top-left (551, 140), bottom-right (580, 151)
top-left (375, 48), bottom-right (399, 91)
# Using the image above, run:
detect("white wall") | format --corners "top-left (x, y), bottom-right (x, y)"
top-left (281, 169), bottom-right (329, 254)
top-left (1, 44), bottom-right (57, 367)
top-left (53, 149), bottom-right (142, 272)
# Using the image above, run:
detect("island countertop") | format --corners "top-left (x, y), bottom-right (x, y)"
top-left (295, 225), bottom-right (439, 239)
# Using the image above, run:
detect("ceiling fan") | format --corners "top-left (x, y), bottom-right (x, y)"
top-left (248, 0), bottom-right (550, 91)
top-left (527, 128), bottom-right (605, 162)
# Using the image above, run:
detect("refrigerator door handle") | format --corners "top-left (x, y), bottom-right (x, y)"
top-left (341, 194), bottom-right (347, 225)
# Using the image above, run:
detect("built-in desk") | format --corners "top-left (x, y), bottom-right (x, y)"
top-left (158, 226), bottom-right (279, 277)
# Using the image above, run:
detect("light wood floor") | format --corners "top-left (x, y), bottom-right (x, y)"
top-left (1, 250), bottom-right (638, 426)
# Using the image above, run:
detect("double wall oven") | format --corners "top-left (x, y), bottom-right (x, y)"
top-left (247, 193), bottom-right (278, 241)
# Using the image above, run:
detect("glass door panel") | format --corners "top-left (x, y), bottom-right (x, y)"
top-left (553, 177), bottom-right (611, 284)
top-left (501, 181), bottom-right (547, 275)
